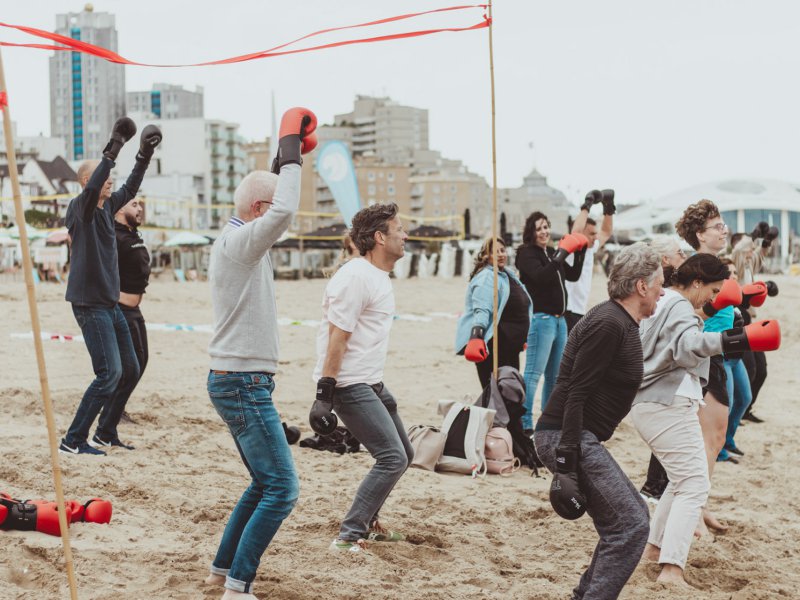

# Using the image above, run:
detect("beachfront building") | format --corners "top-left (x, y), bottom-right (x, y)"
top-left (112, 115), bottom-right (248, 230)
top-left (334, 95), bottom-right (429, 164)
top-left (615, 179), bottom-right (800, 266)
top-left (498, 167), bottom-right (573, 240)
top-left (50, 5), bottom-right (125, 161)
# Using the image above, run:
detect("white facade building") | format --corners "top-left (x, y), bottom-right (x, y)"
top-left (113, 114), bottom-right (247, 230)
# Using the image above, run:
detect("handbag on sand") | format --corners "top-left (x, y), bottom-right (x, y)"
top-left (407, 425), bottom-right (447, 471)
top-left (485, 427), bottom-right (521, 475)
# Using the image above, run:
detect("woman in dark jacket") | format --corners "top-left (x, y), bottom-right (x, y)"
top-left (515, 211), bottom-right (586, 432)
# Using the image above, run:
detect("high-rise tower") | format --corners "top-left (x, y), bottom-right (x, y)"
top-left (49, 4), bottom-right (125, 160)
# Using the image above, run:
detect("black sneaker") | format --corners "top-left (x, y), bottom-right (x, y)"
top-left (59, 439), bottom-right (106, 456)
top-left (728, 446), bottom-right (745, 456)
top-left (742, 413), bottom-right (764, 424)
top-left (90, 434), bottom-right (135, 450)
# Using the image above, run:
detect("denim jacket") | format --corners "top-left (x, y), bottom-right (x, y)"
top-left (455, 266), bottom-right (533, 354)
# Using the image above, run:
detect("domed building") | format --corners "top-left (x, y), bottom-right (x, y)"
top-left (498, 167), bottom-right (573, 239)
top-left (615, 178), bottom-right (800, 264)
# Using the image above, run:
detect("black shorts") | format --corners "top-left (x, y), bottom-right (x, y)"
top-left (702, 354), bottom-right (729, 407)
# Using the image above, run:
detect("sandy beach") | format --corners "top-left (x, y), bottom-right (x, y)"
top-left (1, 271), bottom-right (798, 600)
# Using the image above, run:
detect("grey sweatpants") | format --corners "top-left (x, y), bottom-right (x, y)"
top-left (534, 429), bottom-right (649, 600)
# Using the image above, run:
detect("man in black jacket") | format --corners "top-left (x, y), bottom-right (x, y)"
top-left (59, 118), bottom-right (161, 456)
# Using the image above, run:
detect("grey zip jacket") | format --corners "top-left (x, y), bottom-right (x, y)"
top-left (633, 291), bottom-right (724, 407)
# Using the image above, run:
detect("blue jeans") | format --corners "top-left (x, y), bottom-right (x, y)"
top-left (723, 358), bottom-right (753, 452)
top-left (64, 304), bottom-right (139, 447)
top-left (333, 383), bottom-right (413, 542)
top-left (207, 372), bottom-right (299, 593)
top-left (522, 313), bottom-right (567, 428)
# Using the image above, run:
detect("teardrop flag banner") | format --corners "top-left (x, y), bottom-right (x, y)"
top-left (0, 5), bottom-right (490, 68)
top-left (316, 141), bottom-right (362, 228)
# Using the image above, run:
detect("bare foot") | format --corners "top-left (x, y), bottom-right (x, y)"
top-left (703, 508), bottom-right (729, 532)
top-left (221, 590), bottom-right (258, 600)
top-left (656, 564), bottom-right (693, 588)
top-left (205, 574), bottom-right (225, 586)
top-left (642, 543), bottom-right (661, 562)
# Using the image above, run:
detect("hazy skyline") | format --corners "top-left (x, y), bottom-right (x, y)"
top-left (2, 1), bottom-right (799, 207)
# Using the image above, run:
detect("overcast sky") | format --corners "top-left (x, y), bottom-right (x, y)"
top-left (2, 1), bottom-right (799, 207)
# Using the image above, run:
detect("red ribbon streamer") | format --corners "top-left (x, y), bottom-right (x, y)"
top-left (0, 91), bottom-right (7, 110)
top-left (0, 5), bottom-right (489, 68)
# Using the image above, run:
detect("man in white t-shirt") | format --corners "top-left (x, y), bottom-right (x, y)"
top-left (564, 189), bottom-right (615, 332)
top-left (309, 202), bottom-right (413, 553)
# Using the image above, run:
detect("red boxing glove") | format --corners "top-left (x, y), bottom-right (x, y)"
top-left (703, 278), bottom-right (743, 316)
top-left (82, 498), bottom-right (113, 524)
top-left (722, 319), bottom-right (781, 353)
top-left (464, 326), bottom-right (488, 362)
top-left (553, 234), bottom-right (582, 264)
top-left (32, 501), bottom-right (66, 537)
top-left (278, 106), bottom-right (317, 140)
top-left (0, 502), bottom-right (7, 526)
top-left (572, 232), bottom-right (590, 250)
top-left (272, 107), bottom-right (318, 173)
top-left (742, 281), bottom-right (768, 308)
top-left (301, 131), bottom-right (318, 155)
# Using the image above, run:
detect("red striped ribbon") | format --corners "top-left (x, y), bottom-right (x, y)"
top-left (0, 5), bottom-right (489, 68)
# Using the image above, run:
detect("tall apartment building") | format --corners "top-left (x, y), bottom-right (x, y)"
top-left (49, 5), bottom-right (125, 160)
top-left (334, 96), bottom-right (428, 164)
top-left (126, 84), bottom-right (204, 120)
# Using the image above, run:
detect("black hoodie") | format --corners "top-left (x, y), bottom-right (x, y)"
top-left (515, 244), bottom-right (585, 315)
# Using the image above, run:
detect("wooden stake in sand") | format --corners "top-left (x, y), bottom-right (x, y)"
top-left (0, 47), bottom-right (80, 600)
top-left (487, 0), bottom-right (499, 377)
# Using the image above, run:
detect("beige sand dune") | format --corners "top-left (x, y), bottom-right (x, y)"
top-left (1, 272), bottom-right (798, 599)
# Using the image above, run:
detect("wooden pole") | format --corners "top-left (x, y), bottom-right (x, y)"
top-left (0, 48), bottom-right (80, 600)
top-left (487, 0), bottom-right (499, 377)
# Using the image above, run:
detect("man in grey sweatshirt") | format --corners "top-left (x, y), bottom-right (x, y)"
top-left (204, 107), bottom-right (316, 600)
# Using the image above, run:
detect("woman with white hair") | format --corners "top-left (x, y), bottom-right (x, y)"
top-left (533, 242), bottom-right (663, 600)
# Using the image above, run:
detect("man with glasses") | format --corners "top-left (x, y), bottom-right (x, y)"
top-left (204, 107), bottom-right (317, 598)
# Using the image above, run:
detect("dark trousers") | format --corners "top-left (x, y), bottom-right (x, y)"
top-left (565, 311), bottom-right (584, 334)
top-left (65, 304), bottom-right (139, 446)
top-left (534, 429), bottom-right (649, 600)
top-left (476, 336), bottom-right (521, 390)
top-left (96, 305), bottom-right (149, 439)
top-left (742, 351), bottom-right (767, 411)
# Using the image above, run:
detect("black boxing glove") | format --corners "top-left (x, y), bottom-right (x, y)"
top-left (102, 117), bottom-right (137, 162)
top-left (549, 445), bottom-right (587, 520)
top-left (309, 376), bottom-right (338, 436)
top-left (601, 189), bottom-right (616, 215)
top-left (750, 221), bottom-right (769, 240)
top-left (766, 280), bottom-right (779, 297)
top-left (580, 190), bottom-right (603, 212)
top-left (136, 124), bottom-right (162, 163)
top-left (763, 226), bottom-right (779, 248)
top-left (282, 421), bottom-right (301, 445)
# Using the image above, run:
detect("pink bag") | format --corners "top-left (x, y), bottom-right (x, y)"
top-left (485, 427), bottom-right (520, 475)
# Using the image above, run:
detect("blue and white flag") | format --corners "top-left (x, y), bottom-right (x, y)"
top-left (316, 141), bottom-right (361, 227)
